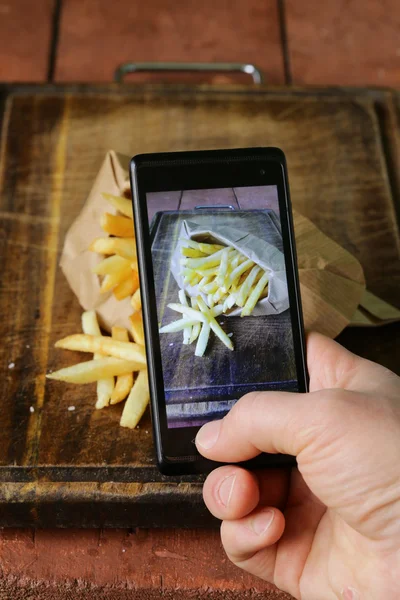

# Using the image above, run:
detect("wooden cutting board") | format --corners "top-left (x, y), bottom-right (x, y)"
top-left (0, 84), bottom-right (399, 527)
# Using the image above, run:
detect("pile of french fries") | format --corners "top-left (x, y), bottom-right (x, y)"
top-left (47, 192), bottom-right (149, 429)
top-left (159, 239), bottom-right (270, 356)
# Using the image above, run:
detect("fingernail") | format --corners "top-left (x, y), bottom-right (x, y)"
top-left (217, 474), bottom-right (236, 507)
top-left (196, 420), bottom-right (221, 450)
top-left (250, 509), bottom-right (274, 535)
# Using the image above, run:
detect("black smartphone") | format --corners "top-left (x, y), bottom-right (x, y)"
top-left (130, 148), bottom-right (308, 475)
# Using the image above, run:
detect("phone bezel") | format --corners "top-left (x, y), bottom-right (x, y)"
top-left (130, 148), bottom-right (308, 472)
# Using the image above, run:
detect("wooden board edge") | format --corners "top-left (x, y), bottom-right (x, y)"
top-left (0, 481), bottom-right (217, 528)
top-left (0, 81), bottom-right (396, 102)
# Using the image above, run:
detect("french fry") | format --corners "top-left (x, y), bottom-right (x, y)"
top-left (178, 289), bottom-right (192, 345)
top-left (100, 263), bottom-right (132, 293)
top-left (230, 252), bottom-right (241, 270)
top-left (216, 247), bottom-right (231, 286)
top-left (211, 304), bottom-right (224, 317)
top-left (89, 237), bottom-right (136, 261)
top-left (188, 270), bottom-right (199, 285)
top-left (180, 238), bottom-right (224, 255)
top-left (182, 248), bottom-right (225, 269)
top-left (167, 303), bottom-right (207, 323)
top-left (131, 288), bottom-right (142, 311)
top-left (197, 297), bottom-right (233, 351)
top-left (101, 212), bottom-right (134, 238)
top-left (81, 310), bottom-right (115, 409)
top-left (195, 267), bottom-right (219, 278)
top-left (202, 280), bottom-right (219, 294)
top-left (228, 258), bottom-right (254, 287)
top-left (241, 271), bottom-right (270, 317)
top-left (159, 318), bottom-right (199, 333)
top-left (130, 312), bottom-right (145, 345)
top-left (55, 334), bottom-right (146, 365)
top-left (102, 193), bottom-right (133, 219)
top-left (93, 255), bottom-right (131, 276)
top-left (198, 275), bottom-right (211, 289)
top-left (189, 298), bottom-right (201, 343)
top-left (213, 287), bottom-right (226, 303)
top-left (181, 247), bottom-right (206, 258)
top-left (223, 293), bottom-right (237, 312)
top-left (110, 327), bottom-right (134, 405)
top-left (235, 265), bottom-right (261, 307)
top-left (195, 321), bottom-right (210, 357)
top-left (46, 358), bottom-right (141, 384)
top-left (113, 270), bottom-right (139, 300)
top-left (120, 369), bottom-right (150, 429)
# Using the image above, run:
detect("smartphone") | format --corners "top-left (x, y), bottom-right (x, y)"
top-left (130, 148), bottom-right (308, 475)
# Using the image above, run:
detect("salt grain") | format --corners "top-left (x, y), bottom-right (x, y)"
top-left (227, 333), bottom-right (233, 338)
top-left (29, 406), bottom-right (35, 413)
top-left (8, 362), bottom-right (15, 369)
top-left (26, 344), bottom-right (30, 349)
top-left (169, 343), bottom-right (174, 347)
top-left (122, 549), bottom-right (126, 553)
top-left (68, 406), bottom-right (75, 411)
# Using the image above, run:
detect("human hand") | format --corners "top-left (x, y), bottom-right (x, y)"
top-left (196, 333), bottom-right (400, 600)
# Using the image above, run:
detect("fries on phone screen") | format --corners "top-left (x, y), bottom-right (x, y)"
top-left (159, 240), bottom-right (270, 356)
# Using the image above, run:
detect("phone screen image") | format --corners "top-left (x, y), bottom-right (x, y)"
top-left (146, 185), bottom-right (298, 430)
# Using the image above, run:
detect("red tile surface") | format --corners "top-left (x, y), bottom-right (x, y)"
top-left (54, 0), bottom-right (284, 84)
top-left (0, 0), bottom-right (54, 82)
top-left (286, 0), bottom-right (400, 87)
top-left (0, 528), bottom-right (293, 599)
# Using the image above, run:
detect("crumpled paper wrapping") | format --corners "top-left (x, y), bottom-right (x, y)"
top-left (60, 151), bottom-right (133, 330)
top-left (170, 220), bottom-right (289, 316)
top-left (60, 151), bottom-right (400, 339)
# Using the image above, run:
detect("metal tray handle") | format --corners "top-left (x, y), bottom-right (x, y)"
top-left (114, 62), bottom-right (265, 84)
top-left (195, 205), bottom-right (236, 210)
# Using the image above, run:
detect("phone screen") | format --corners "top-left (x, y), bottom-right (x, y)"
top-left (146, 185), bottom-right (298, 430)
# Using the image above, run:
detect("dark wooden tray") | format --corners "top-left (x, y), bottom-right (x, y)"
top-left (0, 83), bottom-right (399, 527)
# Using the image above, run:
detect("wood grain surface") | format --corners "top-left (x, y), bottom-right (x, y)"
top-left (0, 84), bottom-right (399, 528)
top-left (286, 0), bottom-right (400, 87)
top-left (0, 0), bottom-right (54, 82)
top-left (54, 0), bottom-right (284, 84)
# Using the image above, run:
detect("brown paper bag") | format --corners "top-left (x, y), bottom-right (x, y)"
top-left (60, 151), bottom-right (400, 339)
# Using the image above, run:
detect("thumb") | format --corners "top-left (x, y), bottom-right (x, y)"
top-left (195, 388), bottom-right (325, 461)
top-left (195, 333), bottom-right (363, 462)
top-left (195, 335), bottom-right (392, 462)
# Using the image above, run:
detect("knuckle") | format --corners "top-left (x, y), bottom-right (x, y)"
top-left (231, 392), bottom-right (264, 434)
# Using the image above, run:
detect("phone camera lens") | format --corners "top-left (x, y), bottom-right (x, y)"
top-left (260, 169), bottom-right (266, 175)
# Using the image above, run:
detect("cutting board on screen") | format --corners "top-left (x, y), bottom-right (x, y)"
top-left (0, 83), bottom-right (399, 527)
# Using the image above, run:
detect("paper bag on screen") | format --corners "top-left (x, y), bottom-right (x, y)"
top-left (170, 219), bottom-right (289, 316)
top-left (59, 151), bottom-right (400, 338)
